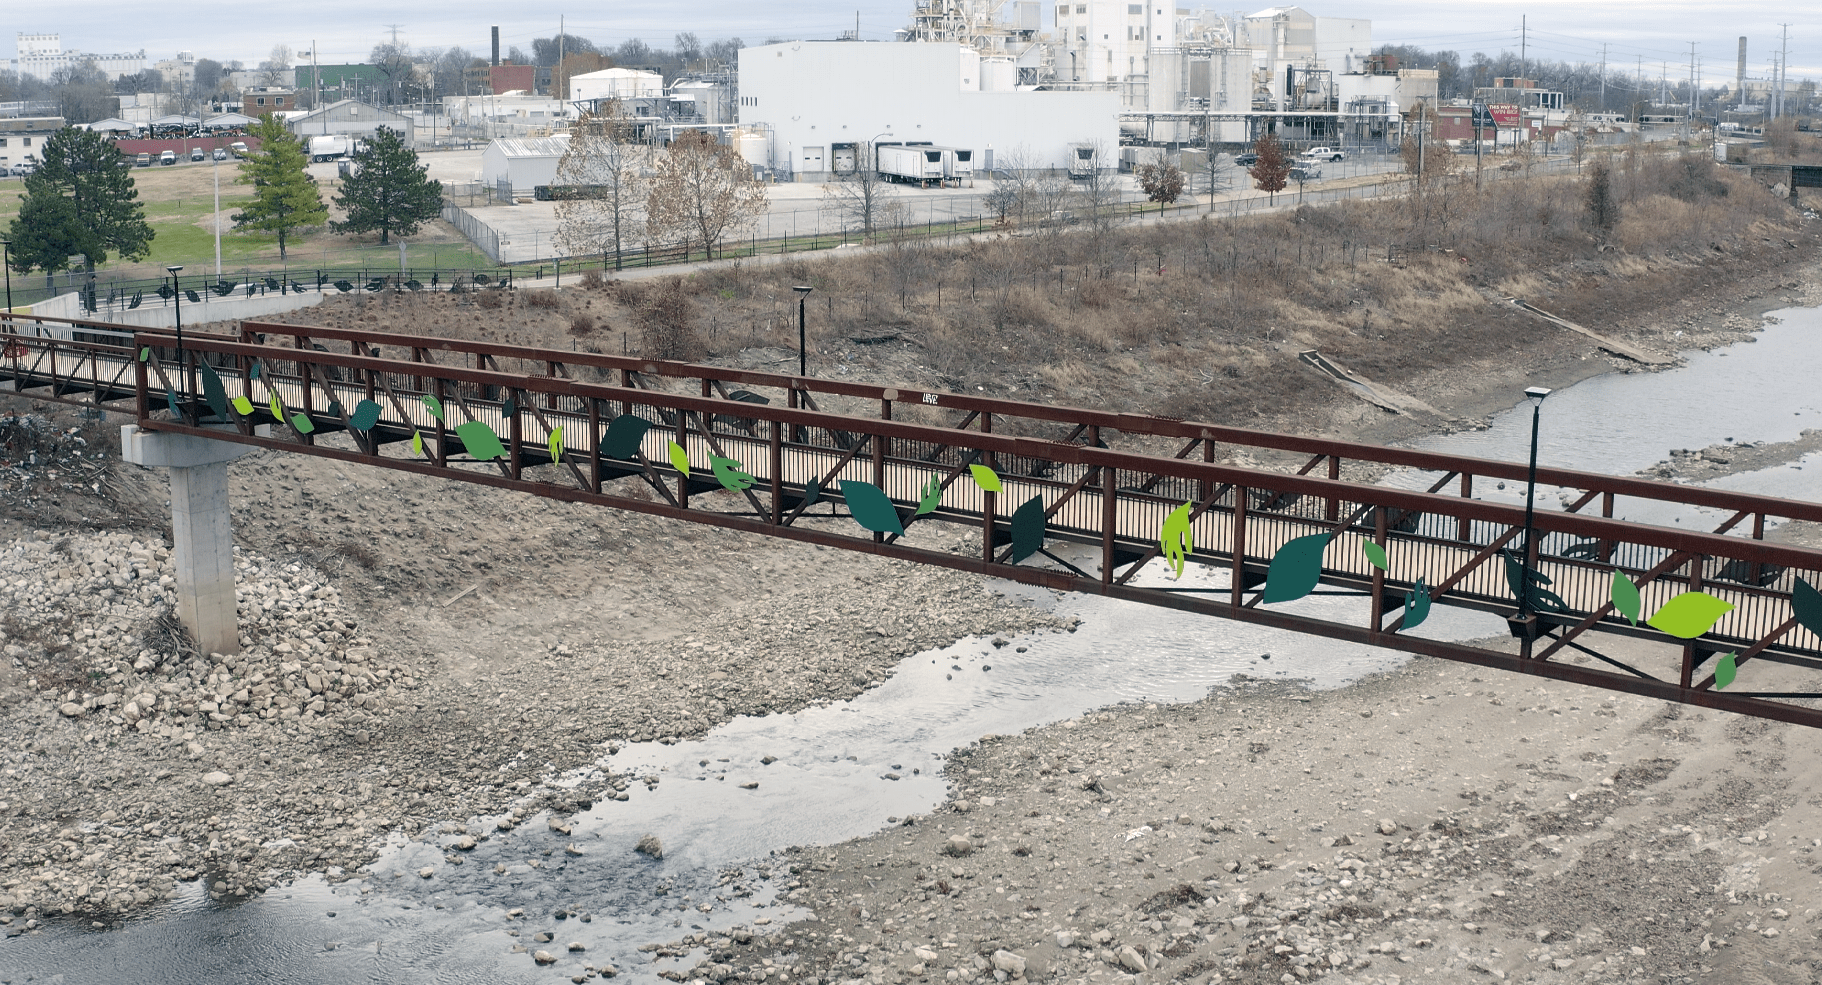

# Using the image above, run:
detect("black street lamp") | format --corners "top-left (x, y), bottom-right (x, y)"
top-left (1517, 386), bottom-right (1551, 621)
top-left (793, 285), bottom-right (813, 377)
top-left (167, 265), bottom-right (185, 354)
top-left (1, 237), bottom-right (12, 326)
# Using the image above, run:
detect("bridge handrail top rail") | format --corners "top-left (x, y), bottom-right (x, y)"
top-left (136, 333), bottom-right (1822, 571)
top-left (220, 319), bottom-right (1822, 526)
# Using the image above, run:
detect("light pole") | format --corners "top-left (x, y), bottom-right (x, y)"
top-left (1517, 386), bottom-right (1551, 622)
top-left (793, 285), bottom-right (813, 376)
top-left (1, 237), bottom-right (12, 325)
top-left (168, 265), bottom-right (185, 354)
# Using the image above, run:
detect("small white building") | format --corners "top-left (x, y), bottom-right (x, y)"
top-left (481, 135), bottom-right (572, 196)
top-left (570, 68), bottom-right (666, 104)
top-left (738, 41), bottom-right (1120, 177)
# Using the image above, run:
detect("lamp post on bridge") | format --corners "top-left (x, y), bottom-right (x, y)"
top-left (793, 284), bottom-right (813, 377)
top-left (168, 265), bottom-right (185, 355)
top-left (1, 237), bottom-right (12, 327)
top-left (1517, 386), bottom-right (1551, 627)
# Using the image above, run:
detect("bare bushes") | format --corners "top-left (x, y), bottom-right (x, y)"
top-left (616, 277), bottom-right (702, 360)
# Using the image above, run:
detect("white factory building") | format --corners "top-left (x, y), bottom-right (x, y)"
top-left (11, 32), bottom-right (144, 82)
top-left (737, 40), bottom-right (1120, 178)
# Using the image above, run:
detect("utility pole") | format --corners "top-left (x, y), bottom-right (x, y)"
top-left (1599, 43), bottom-right (1607, 112)
top-left (557, 15), bottom-right (565, 99)
top-left (1687, 42), bottom-right (1698, 137)
top-left (386, 23), bottom-right (403, 44)
top-left (1776, 24), bottom-right (1791, 118)
top-left (1519, 15), bottom-right (1526, 82)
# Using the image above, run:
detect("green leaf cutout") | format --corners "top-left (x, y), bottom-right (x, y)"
top-left (1262, 534), bottom-right (1329, 604)
top-left (667, 440), bottom-right (690, 477)
top-left (916, 474), bottom-right (942, 516)
top-left (411, 431), bottom-right (424, 457)
top-left (1010, 495), bottom-right (1046, 564)
top-left (348, 399), bottom-right (382, 432)
top-left (1362, 541), bottom-right (1388, 573)
top-left (602, 415), bottom-right (652, 460)
top-left (1714, 652), bottom-right (1738, 690)
top-left (502, 398), bottom-right (517, 420)
top-left (138, 346), bottom-right (149, 362)
top-left (711, 455), bottom-right (756, 491)
top-left (839, 480), bottom-right (905, 536)
top-left (290, 412), bottom-right (316, 435)
top-left (548, 426), bottom-right (564, 464)
top-left (1646, 591), bottom-right (1736, 639)
top-left (165, 387), bottom-right (181, 418)
top-left (1404, 577), bottom-right (1432, 630)
top-left (801, 477), bottom-right (822, 510)
top-left (268, 393), bottom-right (283, 423)
top-left (247, 360), bottom-right (260, 380)
top-left (1159, 502), bottom-right (1194, 579)
top-left (455, 420), bottom-right (507, 461)
top-left (969, 464), bottom-right (1002, 493)
top-left (422, 394), bottom-right (445, 422)
top-left (1610, 569), bottom-right (1642, 626)
top-left (198, 361), bottom-right (229, 420)
top-left (230, 396), bottom-right (254, 417)
top-left (1793, 578), bottom-right (1822, 640)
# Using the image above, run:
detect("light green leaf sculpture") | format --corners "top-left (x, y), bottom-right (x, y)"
top-left (1404, 577), bottom-right (1432, 630)
top-left (1010, 495), bottom-right (1045, 564)
top-left (549, 426), bottom-right (564, 465)
top-left (422, 394), bottom-right (445, 422)
top-left (711, 455), bottom-right (756, 491)
top-left (916, 474), bottom-right (942, 516)
top-left (1159, 502), bottom-right (1193, 579)
top-left (668, 440), bottom-right (690, 477)
top-left (1611, 569), bottom-right (1642, 626)
top-left (290, 412), bottom-right (315, 435)
top-left (1646, 591), bottom-right (1736, 639)
top-left (601, 415), bottom-right (652, 460)
top-left (1714, 652), bottom-right (1738, 690)
top-left (230, 396), bottom-right (254, 417)
top-left (268, 393), bottom-right (283, 423)
top-left (198, 362), bottom-right (229, 420)
top-left (1793, 578), bottom-right (1822, 640)
top-left (455, 420), bottom-right (507, 461)
top-left (411, 431), bottom-right (424, 457)
top-left (1362, 541), bottom-right (1388, 573)
top-left (138, 346), bottom-right (149, 362)
top-left (839, 480), bottom-right (905, 536)
top-left (969, 464), bottom-right (1002, 493)
top-left (1262, 534), bottom-right (1329, 604)
top-left (349, 399), bottom-right (382, 432)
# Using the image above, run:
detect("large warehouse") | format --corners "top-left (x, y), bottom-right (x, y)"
top-left (737, 40), bottom-right (1119, 179)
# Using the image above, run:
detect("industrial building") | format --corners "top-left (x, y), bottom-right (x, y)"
top-left (285, 100), bottom-right (415, 147)
top-left (480, 135), bottom-right (571, 198)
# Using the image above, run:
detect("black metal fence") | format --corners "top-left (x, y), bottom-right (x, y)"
top-left (7, 266), bottom-right (521, 314)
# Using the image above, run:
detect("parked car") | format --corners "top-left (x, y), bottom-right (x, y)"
top-left (6, 164), bottom-right (31, 177)
top-left (159, 150), bottom-right (176, 165)
top-left (1288, 164), bottom-right (1322, 181)
top-left (230, 141), bottom-right (249, 157)
top-left (1233, 152), bottom-right (1259, 167)
top-left (1300, 146), bottom-right (1346, 161)
top-left (136, 152), bottom-right (152, 167)
top-left (190, 147), bottom-right (206, 161)
top-left (212, 147), bottom-right (228, 161)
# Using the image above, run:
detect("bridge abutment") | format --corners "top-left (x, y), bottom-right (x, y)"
top-left (121, 425), bottom-right (264, 656)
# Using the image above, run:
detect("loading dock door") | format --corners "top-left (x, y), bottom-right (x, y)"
top-left (801, 146), bottom-right (824, 173)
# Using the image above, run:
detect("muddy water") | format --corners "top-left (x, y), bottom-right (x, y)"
top-left (7, 307), bottom-right (1820, 985)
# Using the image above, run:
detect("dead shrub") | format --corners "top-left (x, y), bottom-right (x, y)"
top-left (580, 266), bottom-right (606, 290)
top-left (525, 290), bottom-right (561, 309)
top-left (627, 277), bottom-right (702, 360)
top-left (568, 314), bottom-right (598, 337)
top-left (475, 291), bottom-right (505, 310)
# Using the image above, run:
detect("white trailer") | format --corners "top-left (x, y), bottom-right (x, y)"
top-left (877, 144), bottom-right (945, 187)
top-left (1067, 142), bottom-right (1099, 179)
top-left (308, 134), bottom-right (359, 163)
top-left (929, 146), bottom-right (975, 185)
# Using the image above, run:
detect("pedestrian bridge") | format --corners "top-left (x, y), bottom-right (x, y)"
top-left (6, 311), bottom-right (1822, 729)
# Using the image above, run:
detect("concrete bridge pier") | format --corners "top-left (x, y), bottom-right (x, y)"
top-left (120, 424), bottom-right (265, 656)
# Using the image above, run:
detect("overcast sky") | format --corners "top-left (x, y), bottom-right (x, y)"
top-left (18, 2), bottom-right (1817, 82)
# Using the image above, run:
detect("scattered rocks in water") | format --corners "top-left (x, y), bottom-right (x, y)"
top-left (636, 834), bottom-right (664, 859)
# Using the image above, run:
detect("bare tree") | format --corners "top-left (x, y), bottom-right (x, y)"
top-left (986, 145), bottom-right (1069, 229)
top-left (1071, 140), bottom-right (1124, 231)
top-left (647, 131), bottom-right (767, 260)
top-left (259, 44), bottom-right (292, 87)
top-left (554, 102), bottom-right (651, 271)
top-left (824, 142), bottom-right (904, 241)
top-left (369, 42), bottom-right (417, 105)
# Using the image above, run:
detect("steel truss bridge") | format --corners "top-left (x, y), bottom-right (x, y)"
top-left (6, 312), bottom-right (1822, 728)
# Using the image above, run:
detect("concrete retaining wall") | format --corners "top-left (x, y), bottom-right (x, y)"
top-left (26, 290), bottom-right (324, 329)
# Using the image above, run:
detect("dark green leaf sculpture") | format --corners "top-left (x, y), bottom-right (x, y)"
top-left (1502, 550), bottom-right (1570, 613)
top-left (1159, 502), bottom-right (1193, 579)
top-left (1362, 541), bottom-right (1388, 573)
top-left (1611, 569), bottom-right (1642, 626)
top-left (165, 388), bottom-right (181, 418)
top-left (1714, 652), bottom-right (1738, 690)
top-left (502, 397), bottom-right (517, 419)
top-left (916, 474), bottom-right (942, 516)
top-left (183, 289), bottom-right (201, 304)
top-left (801, 477), bottom-right (822, 510)
top-left (455, 420), bottom-right (507, 461)
top-left (422, 394), bottom-right (445, 422)
top-left (334, 279), bottom-right (354, 293)
top-left (290, 412), bottom-right (316, 435)
top-left (711, 455), bottom-right (755, 491)
top-left (601, 414), bottom-right (652, 460)
top-left (1793, 578), bottom-right (1822, 640)
top-left (1010, 495), bottom-right (1045, 563)
top-left (349, 399), bottom-right (382, 432)
top-left (247, 360), bottom-right (261, 380)
top-left (840, 480), bottom-right (905, 536)
top-left (1647, 591), bottom-right (1735, 639)
top-left (198, 361), bottom-right (229, 420)
top-left (1262, 534), bottom-right (1328, 604)
top-left (1404, 577), bottom-right (1432, 629)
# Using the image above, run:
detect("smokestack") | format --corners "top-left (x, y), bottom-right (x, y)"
top-left (1736, 36), bottom-right (1747, 102)
top-left (492, 26), bottom-right (500, 67)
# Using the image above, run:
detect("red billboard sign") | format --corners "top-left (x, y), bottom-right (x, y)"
top-left (1488, 103), bottom-right (1521, 127)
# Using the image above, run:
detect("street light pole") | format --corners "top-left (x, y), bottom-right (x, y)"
top-left (1517, 386), bottom-right (1551, 624)
top-left (793, 285), bottom-right (814, 377)
top-left (168, 265), bottom-right (185, 354)
top-left (1, 238), bottom-right (12, 326)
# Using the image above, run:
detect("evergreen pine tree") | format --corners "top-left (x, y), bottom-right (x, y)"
top-left (330, 127), bottom-right (443, 245)
top-left (232, 115), bottom-right (328, 261)
top-left (5, 126), bottom-right (153, 302)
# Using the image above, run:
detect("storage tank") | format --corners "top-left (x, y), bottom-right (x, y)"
top-left (736, 131), bottom-right (769, 168)
top-left (980, 57), bottom-right (1015, 93)
top-left (959, 47), bottom-right (981, 91)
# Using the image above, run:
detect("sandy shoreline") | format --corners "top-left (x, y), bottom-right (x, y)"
top-left (1, 234), bottom-right (1820, 945)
